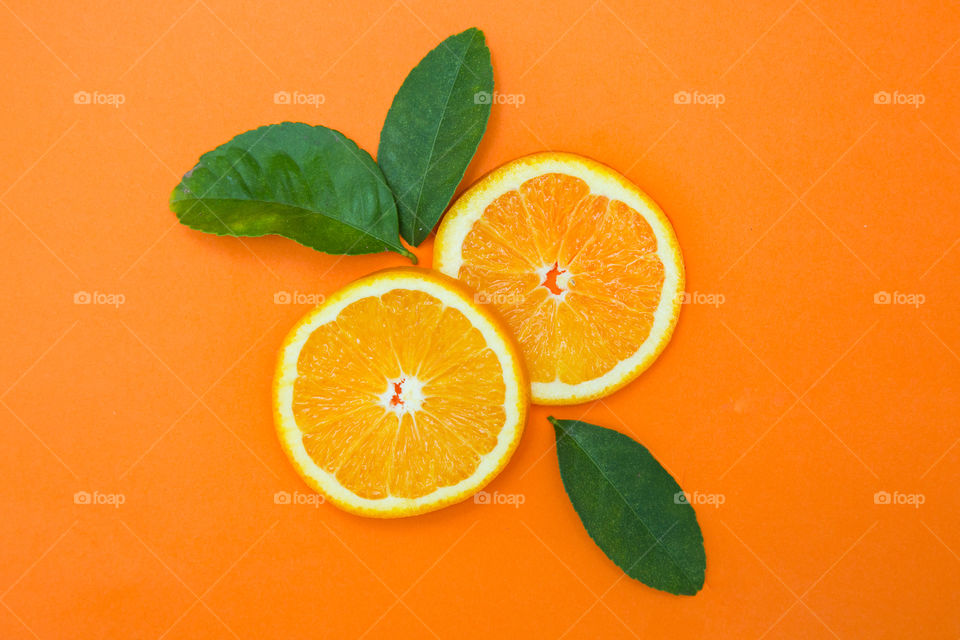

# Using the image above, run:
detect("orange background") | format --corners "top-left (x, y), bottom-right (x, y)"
top-left (2, 1), bottom-right (959, 638)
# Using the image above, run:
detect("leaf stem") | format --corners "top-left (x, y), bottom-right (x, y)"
top-left (399, 246), bottom-right (418, 263)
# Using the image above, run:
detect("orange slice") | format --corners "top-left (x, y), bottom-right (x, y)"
top-left (435, 152), bottom-right (684, 405)
top-left (273, 268), bottom-right (528, 517)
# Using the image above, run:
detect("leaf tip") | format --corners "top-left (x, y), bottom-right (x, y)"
top-left (675, 576), bottom-right (706, 596)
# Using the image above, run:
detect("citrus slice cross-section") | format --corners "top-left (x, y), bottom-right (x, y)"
top-left (273, 267), bottom-right (528, 517)
top-left (435, 152), bottom-right (684, 405)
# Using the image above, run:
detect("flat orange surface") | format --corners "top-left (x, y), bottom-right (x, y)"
top-left (2, 1), bottom-right (959, 638)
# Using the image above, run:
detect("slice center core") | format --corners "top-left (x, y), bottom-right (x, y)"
top-left (380, 375), bottom-right (424, 414)
top-left (540, 262), bottom-right (569, 296)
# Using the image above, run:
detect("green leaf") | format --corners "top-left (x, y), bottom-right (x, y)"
top-left (550, 418), bottom-right (706, 595)
top-left (170, 122), bottom-right (416, 262)
top-left (377, 27), bottom-right (494, 246)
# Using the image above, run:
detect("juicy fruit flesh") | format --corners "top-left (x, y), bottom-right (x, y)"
top-left (291, 289), bottom-right (506, 500)
top-left (459, 172), bottom-right (665, 385)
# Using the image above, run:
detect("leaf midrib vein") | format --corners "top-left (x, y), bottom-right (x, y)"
top-left (176, 196), bottom-right (400, 249)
